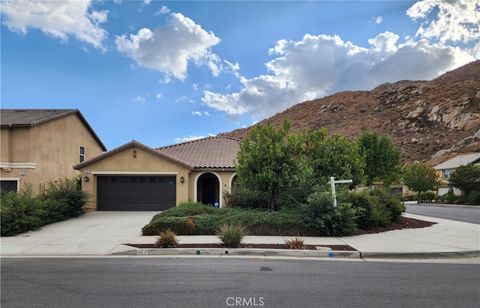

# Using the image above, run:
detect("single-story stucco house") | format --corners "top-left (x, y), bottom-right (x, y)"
top-left (434, 152), bottom-right (480, 196)
top-left (74, 137), bottom-right (240, 211)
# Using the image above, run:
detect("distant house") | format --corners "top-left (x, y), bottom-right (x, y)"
top-left (0, 109), bottom-right (106, 193)
top-left (434, 153), bottom-right (480, 196)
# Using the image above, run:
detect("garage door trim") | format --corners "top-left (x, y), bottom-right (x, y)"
top-left (92, 171), bottom-right (178, 175)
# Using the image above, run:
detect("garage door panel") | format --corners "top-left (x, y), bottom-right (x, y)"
top-left (97, 176), bottom-right (176, 211)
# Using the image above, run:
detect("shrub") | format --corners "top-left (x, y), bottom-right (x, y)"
top-left (285, 236), bottom-right (305, 249)
top-left (466, 191), bottom-right (480, 205)
top-left (371, 190), bottom-right (405, 223)
top-left (155, 229), bottom-right (179, 248)
top-left (0, 186), bottom-right (43, 236)
top-left (0, 178), bottom-right (88, 236)
top-left (224, 188), bottom-right (268, 209)
top-left (192, 214), bottom-right (221, 234)
top-left (303, 192), bottom-right (358, 236)
top-left (418, 191), bottom-right (436, 203)
top-left (142, 216), bottom-right (189, 235)
top-left (342, 191), bottom-right (390, 228)
top-left (443, 191), bottom-right (457, 204)
top-left (185, 217), bottom-right (196, 234)
top-left (217, 223), bottom-right (245, 248)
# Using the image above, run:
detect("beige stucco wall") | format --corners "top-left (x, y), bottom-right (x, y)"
top-left (0, 114), bottom-right (104, 193)
top-left (76, 145), bottom-right (192, 211)
top-left (188, 170), bottom-right (236, 208)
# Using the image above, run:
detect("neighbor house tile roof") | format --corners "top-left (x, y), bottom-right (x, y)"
top-left (1, 109), bottom-right (106, 150)
top-left (157, 136), bottom-right (240, 169)
top-left (434, 152), bottom-right (480, 170)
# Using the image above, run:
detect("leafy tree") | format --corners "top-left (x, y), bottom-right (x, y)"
top-left (302, 129), bottom-right (365, 188)
top-left (403, 163), bottom-right (438, 200)
top-left (236, 121), bottom-right (309, 211)
top-left (357, 130), bottom-right (402, 187)
top-left (449, 164), bottom-right (480, 196)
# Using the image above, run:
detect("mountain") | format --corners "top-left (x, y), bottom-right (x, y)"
top-left (222, 60), bottom-right (480, 164)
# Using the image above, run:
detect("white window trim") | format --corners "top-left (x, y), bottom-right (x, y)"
top-left (0, 177), bottom-right (20, 191)
top-left (193, 172), bottom-right (223, 208)
top-left (0, 162), bottom-right (36, 169)
top-left (79, 146), bottom-right (86, 163)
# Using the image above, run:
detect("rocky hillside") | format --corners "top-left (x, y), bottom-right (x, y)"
top-left (223, 60), bottom-right (480, 164)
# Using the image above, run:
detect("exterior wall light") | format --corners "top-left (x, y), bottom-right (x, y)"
top-left (180, 176), bottom-right (185, 184)
top-left (83, 176), bottom-right (90, 182)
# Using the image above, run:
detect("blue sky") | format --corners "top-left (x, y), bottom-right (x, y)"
top-left (1, 0), bottom-right (478, 149)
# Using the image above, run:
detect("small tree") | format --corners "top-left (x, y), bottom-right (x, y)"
top-left (357, 130), bottom-right (402, 187)
top-left (302, 129), bottom-right (365, 188)
top-left (403, 163), bottom-right (438, 201)
top-left (449, 164), bottom-right (480, 196)
top-left (236, 121), bottom-right (309, 211)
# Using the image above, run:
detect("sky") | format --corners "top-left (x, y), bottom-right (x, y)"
top-left (1, 0), bottom-right (479, 149)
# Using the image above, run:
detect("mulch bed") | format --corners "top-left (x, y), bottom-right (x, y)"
top-left (127, 243), bottom-right (357, 251)
top-left (358, 217), bottom-right (435, 235)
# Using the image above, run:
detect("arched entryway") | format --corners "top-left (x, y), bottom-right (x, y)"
top-left (195, 172), bottom-right (221, 207)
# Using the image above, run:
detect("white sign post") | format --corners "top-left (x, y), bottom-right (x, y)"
top-left (329, 177), bottom-right (353, 207)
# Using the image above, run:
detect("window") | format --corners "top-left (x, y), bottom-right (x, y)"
top-left (443, 169), bottom-right (453, 179)
top-left (79, 146), bottom-right (85, 163)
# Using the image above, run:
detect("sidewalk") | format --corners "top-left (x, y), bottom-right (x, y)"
top-left (120, 213), bottom-right (479, 258)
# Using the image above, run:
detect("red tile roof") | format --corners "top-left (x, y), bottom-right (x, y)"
top-left (157, 136), bottom-right (240, 169)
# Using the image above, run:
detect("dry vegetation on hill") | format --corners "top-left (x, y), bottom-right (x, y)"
top-left (223, 60), bottom-right (480, 164)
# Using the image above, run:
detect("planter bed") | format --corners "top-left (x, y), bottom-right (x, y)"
top-left (359, 217), bottom-right (435, 234)
top-left (127, 243), bottom-right (356, 251)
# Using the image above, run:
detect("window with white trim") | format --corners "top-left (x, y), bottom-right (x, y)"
top-left (79, 146), bottom-right (86, 163)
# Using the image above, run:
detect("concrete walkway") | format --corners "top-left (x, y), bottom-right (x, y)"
top-left (126, 213), bottom-right (480, 256)
top-left (0, 211), bottom-right (158, 256)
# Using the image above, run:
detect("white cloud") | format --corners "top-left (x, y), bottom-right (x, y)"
top-left (192, 111), bottom-right (210, 116)
top-left (116, 13), bottom-right (221, 80)
top-left (374, 16), bottom-right (383, 24)
top-left (202, 32), bottom-right (474, 118)
top-left (132, 96), bottom-right (146, 103)
top-left (1, 0), bottom-right (108, 49)
top-left (407, 0), bottom-right (479, 44)
top-left (155, 93), bottom-right (163, 100)
top-left (143, 0), bottom-right (152, 5)
top-left (156, 5), bottom-right (171, 15)
top-left (193, 83), bottom-right (199, 91)
top-left (174, 134), bottom-right (214, 143)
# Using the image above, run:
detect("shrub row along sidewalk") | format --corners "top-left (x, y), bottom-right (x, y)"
top-left (0, 178), bottom-right (88, 236)
top-left (142, 189), bottom-right (406, 237)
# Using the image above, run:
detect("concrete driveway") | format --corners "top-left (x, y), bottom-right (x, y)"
top-left (0, 212), bottom-right (158, 256)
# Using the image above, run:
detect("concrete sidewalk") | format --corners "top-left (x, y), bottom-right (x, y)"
top-left (123, 213), bottom-right (480, 257)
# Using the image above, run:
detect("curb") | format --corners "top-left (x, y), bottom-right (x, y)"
top-left (359, 250), bottom-right (480, 259)
top-left (111, 247), bottom-right (361, 258)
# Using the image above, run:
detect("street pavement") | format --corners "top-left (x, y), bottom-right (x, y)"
top-left (1, 257), bottom-right (479, 308)
top-left (406, 204), bottom-right (480, 224)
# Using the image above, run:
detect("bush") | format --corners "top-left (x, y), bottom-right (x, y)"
top-left (0, 178), bottom-right (88, 236)
top-left (302, 192), bottom-right (358, 236)
top-left (418, 191), bottom-right (436, 203)
top-left (371, 190), bottom-right (405, 223)
top-left (466, 191), bottom-right (480, 205)
top-left (155, 229), bottom-right (179, 248)
top-left (285, 236), bottom-right (305, 249)
top-left (217, 223), bottom-right (245, 248)
top-left (185, 217), bottom-right (196, 234)
top-left (443, 191), bottom-right (457, 204)
top-left (224, 188), bottom-right (268, 209)
top-left (0, 186), bottom-right (43, 236)
top-left (342, 191), bottom-right (390, 228)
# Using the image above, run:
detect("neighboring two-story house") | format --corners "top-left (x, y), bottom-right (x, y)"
top-left (0, 109), bottom-right (106, 193)
top-left (434, 152), bottom-right (480, 196)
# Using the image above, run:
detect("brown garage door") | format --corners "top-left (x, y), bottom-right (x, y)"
top-left (97, 176), bottom-right (176, 211)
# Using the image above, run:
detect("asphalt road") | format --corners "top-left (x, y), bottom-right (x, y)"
top-left (406, 204), bottom-right (480, 224)
top-left (2, 258), bottom-right (479, 308)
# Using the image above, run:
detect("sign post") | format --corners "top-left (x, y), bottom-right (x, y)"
top-left (329, 177), bottom-right (353, 207)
